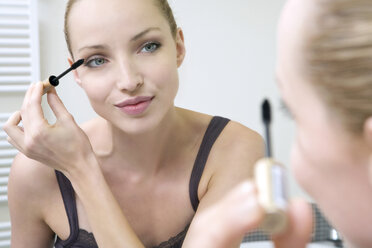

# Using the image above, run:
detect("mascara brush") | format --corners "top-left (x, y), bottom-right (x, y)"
top-left (262, 99), bottom-right (272, 157)
top-left (254, 98), bottom-right (288, 235)
top-left (42, 59), bottom-right (84, 94)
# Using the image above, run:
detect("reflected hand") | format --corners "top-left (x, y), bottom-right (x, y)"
top-left (272, 198), bottom-right (313, 248)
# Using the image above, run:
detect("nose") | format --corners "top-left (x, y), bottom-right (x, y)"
top-left (115, 60), bottom-right (143, 93)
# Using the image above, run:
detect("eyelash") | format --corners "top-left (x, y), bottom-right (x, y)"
top-left (140, 41), bottom-right (161, 53)
top-left (83, 41), bottom-right (162, 68)
top-left (279, 99), bottom-right (294, 119)
top-left (84, 56), bottom-right (107, 68)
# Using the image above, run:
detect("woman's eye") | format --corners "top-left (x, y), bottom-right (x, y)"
top-left (141, 42), bottom-right (160, 53)
top-left (280, 99), bottom-right (294, 120)
top-left (85, 57), bottom-right (107, 68)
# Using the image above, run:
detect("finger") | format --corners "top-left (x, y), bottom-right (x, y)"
top-left (27, 81), bottom-right (46, 122)
top-left (3, 111), bottom-right (25, 149)
top-left (21, 84), bottom-right (34, 120)
top-left (235, 182), bottom-right (265, 230)
top-left (21, 83), bottom-right (44, 129)
top-left (46, 87), bottom-right (72, 120)
top-left (21, 83), bottom-right (35, 113)
top-left (272, 198), bottom-right (313, 248)
top-left (221, 182), bottom-right (264, 235)
top-left (4, 110), bottom-right (22, 127)
top-left (7, 136), bottom-right (24, 154)
top-left (19, 84), bottom-right (32, 130)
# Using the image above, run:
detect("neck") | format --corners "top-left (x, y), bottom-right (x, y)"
top-left (312, 162), bottom-right (372, 248)
top-left (103, 107), bottom-right (186, 172)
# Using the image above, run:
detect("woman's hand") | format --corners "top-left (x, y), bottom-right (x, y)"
top-left (182, 181), bottom-right (265, 248)
top-left (3, 82), bottom-right (96, 176)
top-left (272, 198), bottom-right (313, 248)
top-left (4, 82), bottom-right (145, 247)
top-left (184, 181), bottom-right (313, 248)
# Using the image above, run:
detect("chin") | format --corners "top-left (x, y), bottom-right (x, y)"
top-left (120, 109), bottom-right (170, 134)
top-left (116, 116), bottom-right (160, 134)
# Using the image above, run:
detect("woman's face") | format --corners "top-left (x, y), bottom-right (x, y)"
top-left (277, 0), bottom-right (371, 190)
top-left (276, 0), bottom-right (372, 244)
top-left (277, 0), bottom-right (345, 185)
top-left (67, 0), bottom-right (185, 133)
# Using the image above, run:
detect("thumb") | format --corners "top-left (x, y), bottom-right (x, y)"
top-left (272, 198), bottom-right (313, 248)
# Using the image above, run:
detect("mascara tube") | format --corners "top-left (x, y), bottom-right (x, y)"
top-left (41, 59), bottom-right (84, 95)
top-left (254, 157), bottom-right (288, 234)
top-left (42, 76), bottom-right (59, 94)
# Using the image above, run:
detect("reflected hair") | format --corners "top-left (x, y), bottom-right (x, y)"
top-left (304, 0), bottom-right (372, 134)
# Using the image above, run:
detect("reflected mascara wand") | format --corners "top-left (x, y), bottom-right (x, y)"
top-left (254, 98), bottom-right (288, 235)
top-left (262, 99), bottom-right (272, 157)
top-left (42, 59), bottom-right (84, 94)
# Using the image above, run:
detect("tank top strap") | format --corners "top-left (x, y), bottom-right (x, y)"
top-left (189, 116), bottom-right (230, 212)
top-left (55, 170), bottom-right (80, 245)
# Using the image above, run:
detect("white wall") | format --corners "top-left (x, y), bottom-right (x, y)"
top-left (37, 0), bottom-right (308, 199)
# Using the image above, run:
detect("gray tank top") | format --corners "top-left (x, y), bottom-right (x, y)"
top-left (54, 116), bottom-right (230, 248)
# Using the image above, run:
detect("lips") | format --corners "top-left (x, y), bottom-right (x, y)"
top-left (114, 96), bottom-right (154, 115)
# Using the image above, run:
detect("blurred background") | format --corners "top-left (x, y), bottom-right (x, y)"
top-left (2, 0), bottom-right (327, 247)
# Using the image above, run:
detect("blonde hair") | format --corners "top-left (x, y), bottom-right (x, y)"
top-left (305, 0), bottom-right (372, 134)
top-left (64, 0), bottom-right (178, 57)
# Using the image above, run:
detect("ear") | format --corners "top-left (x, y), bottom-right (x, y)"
top-left (67, 58), bottom-right (82, 86)
top-left (175, 28), bottom-right (186, 67)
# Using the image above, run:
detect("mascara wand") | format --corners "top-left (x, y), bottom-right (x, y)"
top-left (255, 98), bottom-right (289, 235)
top-left (262, 99), bottom-right (272, 157)
top-left (42, 59), bottom-right (84, 94)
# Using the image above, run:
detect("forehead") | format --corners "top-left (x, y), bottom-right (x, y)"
top-left (276, 0), bottom-right (320, 93)
top-left (67, 0), bottom-right (165, 36)
top-left (67, 0), bottom-right (169, 53)
top-left (277, 0), bottom-right (320, 63)
top-left (70, 0), bottom-right (160, 21)
top-left (70, 0), bottom-right (158, 15)
top-left (276, 0), bottom-right (328, 121)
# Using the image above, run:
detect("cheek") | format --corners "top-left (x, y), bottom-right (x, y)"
top-left (290, 131), bottom-right (324, 192)
top-left (152, 64), bottom-right (177, 88)
top-left (290, 142), bottom-right (309, 190)
top-left (83, 87), bottom-right (108, 113)
top-left (290, 128), bottom-right (340, 195)
top-left (146, 57), bottom-right (179, 97)
top-left (369, 158), bottom-right (372, 186)
top-left (78, 74), bottom-right (113, 115)
top-left (80, 72), bottom-right (112, 99)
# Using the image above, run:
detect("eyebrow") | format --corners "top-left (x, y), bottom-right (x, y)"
top-left (77, 27), bottom-right (161, 53)
top-left (130, 27), bottom-right (161, 42)
top-left (78, 44), bottom-right (107, 53)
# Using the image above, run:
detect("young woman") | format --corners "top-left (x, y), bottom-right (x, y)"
top-left (197, 1), bottom-right (372, 247)
top-left (189, 0), bottom-right (372, 247)
top-left (276, 0), bottom-right (372, 247)
top-left (3, 0), bottom-right (266, 247)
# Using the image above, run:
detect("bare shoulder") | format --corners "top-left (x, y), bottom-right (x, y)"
top-left (190, 114), bottom-right (265, 210)
top-left (79, 117), bottom-right (111, 155)
top-left (220, 120), bottom-right (264, 162)
top-left (8, 153), bottom-right (57, 246)
top-left (8, 152), bottom-right (58, 207)
top-left (181, 109), bottom-right (264, 165)
top-left (207, 119), bottom-right (264, 177)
